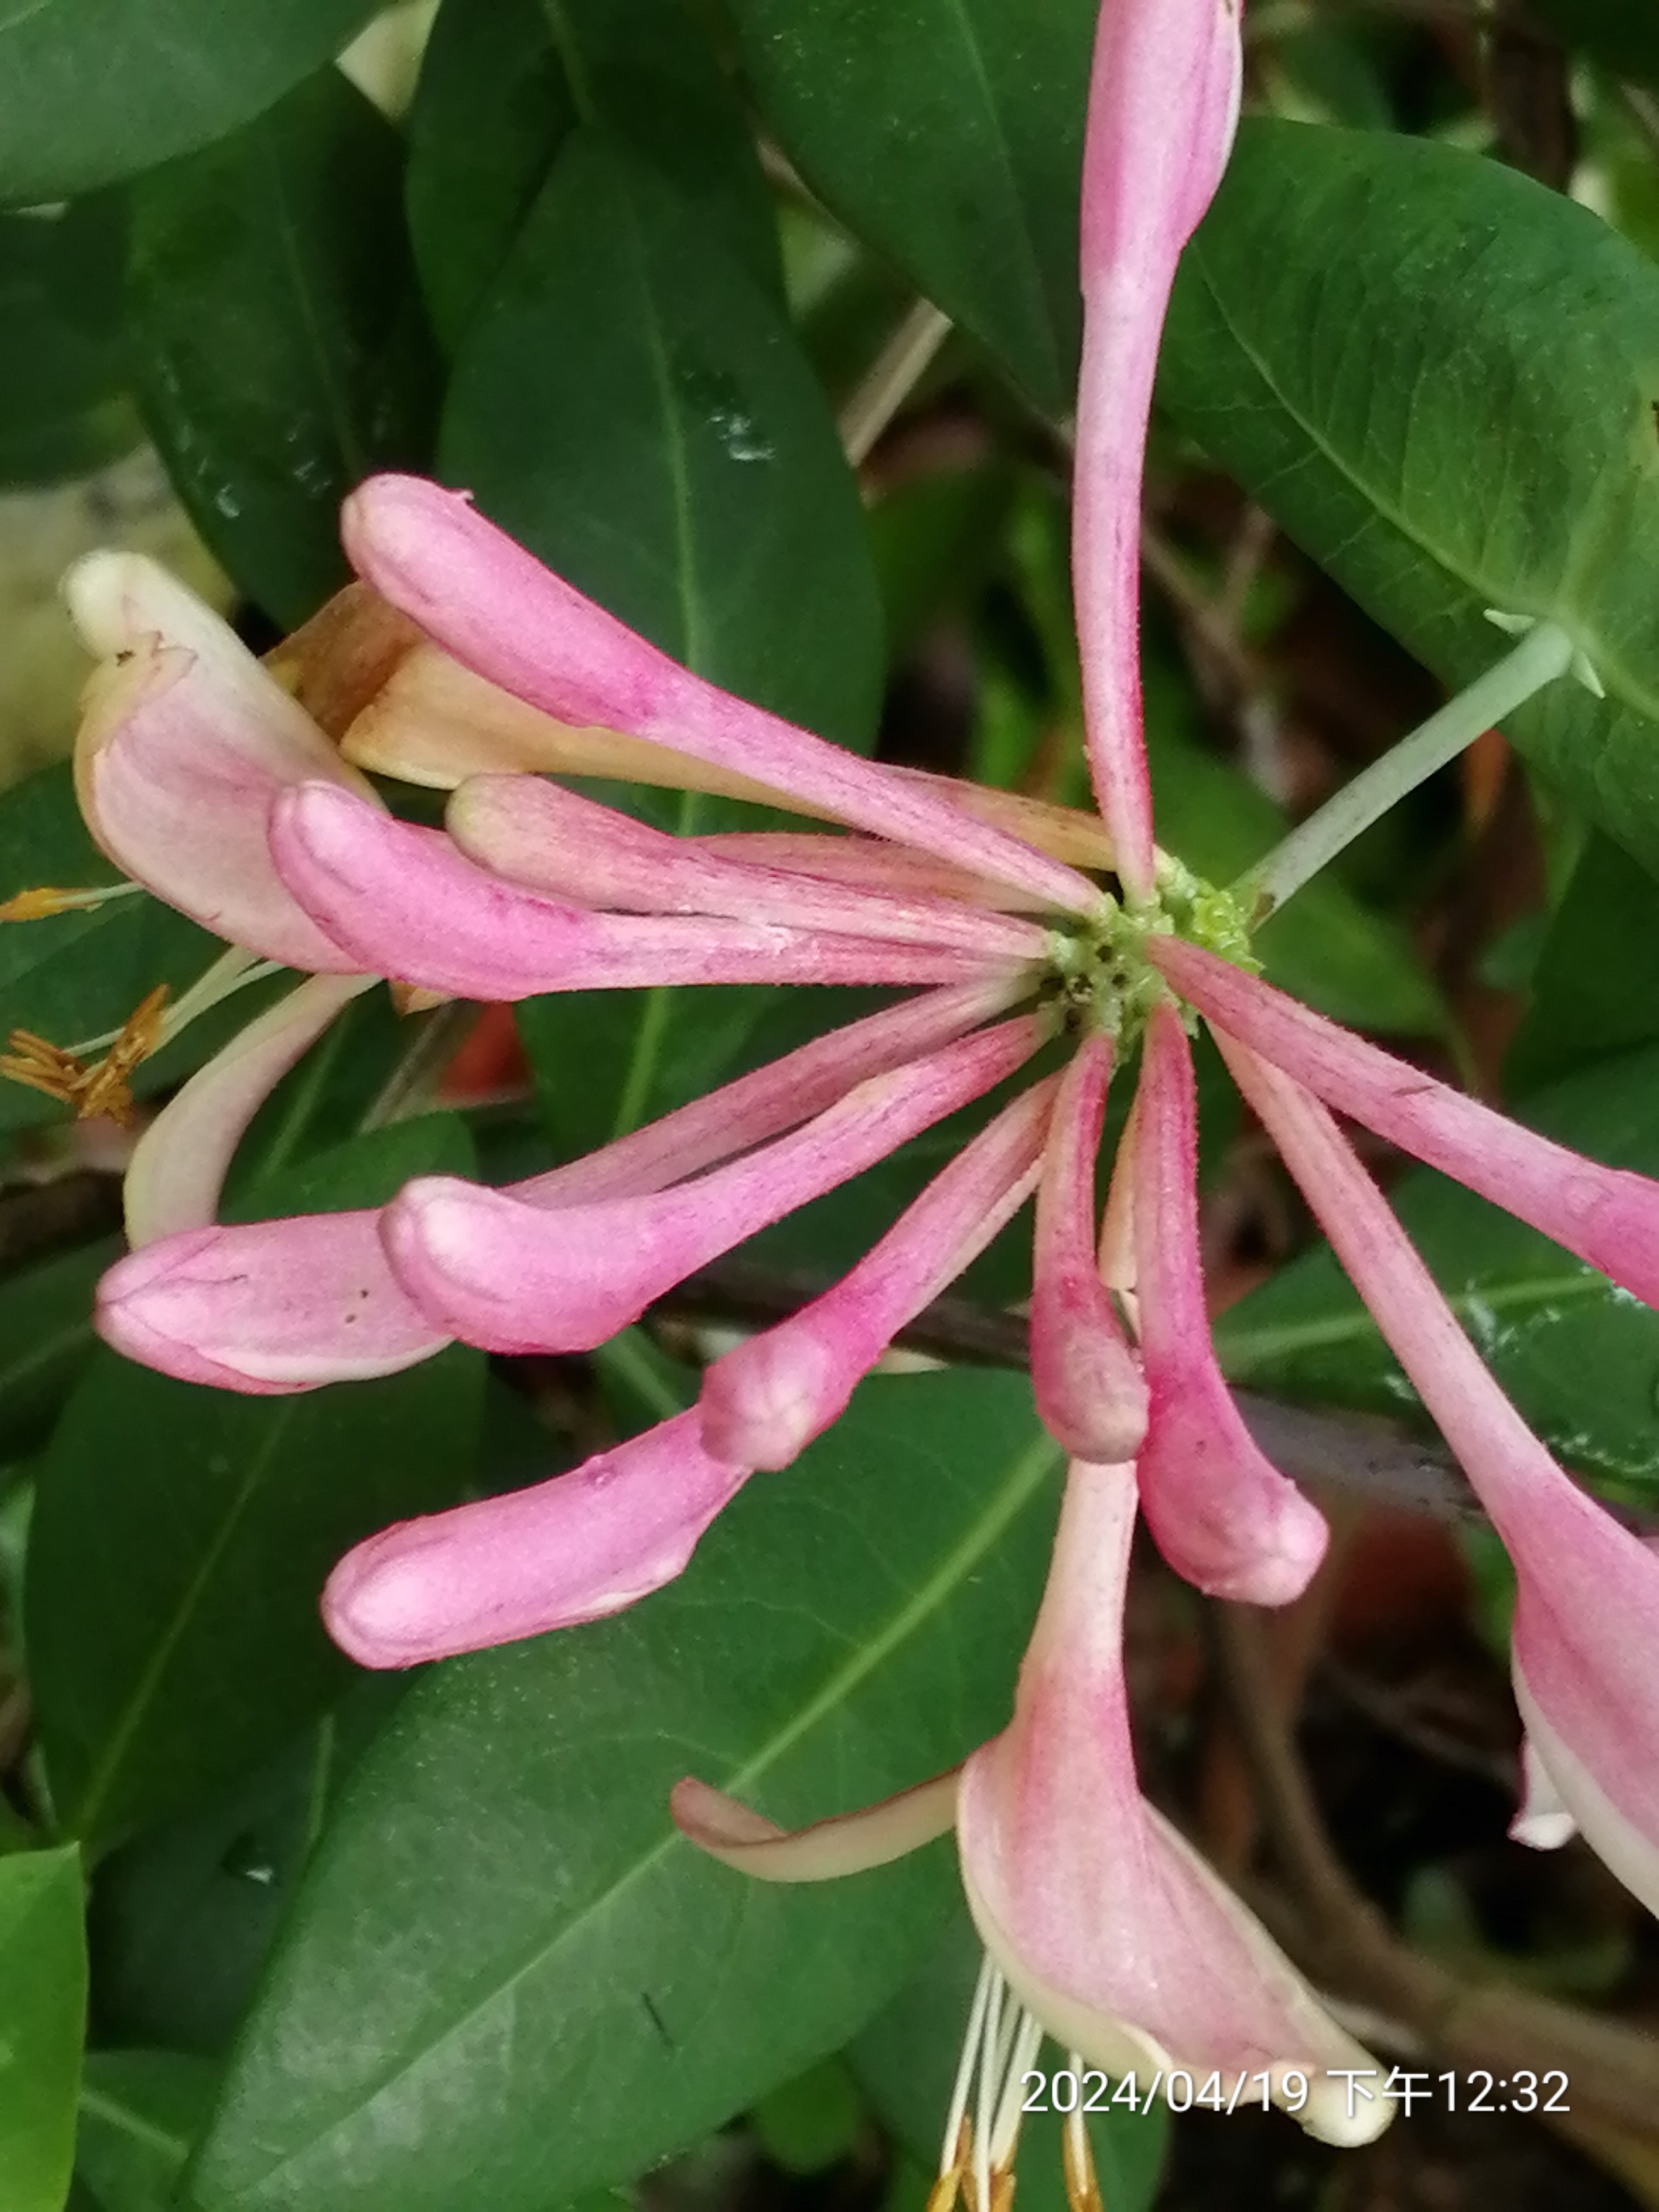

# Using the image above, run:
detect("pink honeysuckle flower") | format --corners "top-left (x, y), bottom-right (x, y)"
top-left (1027, 1035), bottom-right (1147, 1461)
top-left (1130, 1002), bottom-right (1329, 1605)
top-left (61, 551), bottom-right (379, 975)
top-left (1074, 0), bottom-right (1242, 902)
top-left (671, 1455), bottom-right (1388, 2174)
top-left (96, 975), bottom-right (1023, 1391)
top-left (324, 1077), bottom-right (1059, 1664)
top-left (68, 0), bottom-right (1659, 2018)
top-left (1219, 1037), bottom-right (1659, 1923)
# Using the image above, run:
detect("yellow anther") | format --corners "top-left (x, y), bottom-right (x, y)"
top-left (1, 983), bottom-right (170, 1125)
top-left (1061, 2109), bottom-right (1104, 2212)
top-left (928, 2115), bottom-right (973, 2212)
top-left (0, 882), bottom-right (139, 923)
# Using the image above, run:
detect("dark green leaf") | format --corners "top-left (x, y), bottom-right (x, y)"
top-left (27, 1118), bottom-right (484, 1851)
top-left (551, 0), bottom-right (782, 300)
top-left (0, 764), bottom-right (222, 1136)
top-left (1161, 121), bottom-right (1659, 876)
top-left (0, 0), bottom-right (383, 206)
top-left (76, 2051), bottom-right (216, 2212)
top-left (90, 1684), bottom-right (401, 2058)
top-left (0, 1237), bottom-right (114, 1464)
top-left (852, 1902), bottom-right (1168, 2211)
top-left (0, 199), bottom-right (142, 488)
top-left (127, 68), bottom-right (439, 628)
top-left (727, 0), bottom-right (1095, 414)
top-left (1506, 832), bottom-right (1659, 1091)
top-left (1215, 1042), bottom-right (1659, 1502)
top-left (409, 0), bottom-right (779, 358)
top-left (0, 1844), bottom-right (86, 2212)
top-left (749, 2058), bottom-right (864, 2176)
top-left (405, 0), bottom-right (578, 355)
top-left (190, 1372), bottom-right (1061, 2212)
top-left (442, 128), bottom-right (881, 746)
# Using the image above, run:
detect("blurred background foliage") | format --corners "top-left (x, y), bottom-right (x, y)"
top-left (9, 2), bottom-right (1659, 2209)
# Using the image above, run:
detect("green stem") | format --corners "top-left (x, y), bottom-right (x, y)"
top-left (1238, 619), bottom-right (1577, 917)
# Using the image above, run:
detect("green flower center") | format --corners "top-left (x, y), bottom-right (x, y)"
top-left (1043, 855), bottom-right (1256, 1051)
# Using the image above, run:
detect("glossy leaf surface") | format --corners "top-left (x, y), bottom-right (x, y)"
top-left (191, 1373), bottom-right (1061, 2212)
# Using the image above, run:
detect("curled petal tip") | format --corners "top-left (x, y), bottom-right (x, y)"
top-left (1188, 1496), bottom-right (1329, 1608)
top-left (96, 1234), bottom-right (308, 1396)
top-left (324, 1410), bottom-right (751, 1666)
top-left (381, 1177), bottom-right (576, 1348)
top-left (1509, 1736), bottom-right (1578, 1853)
top-left (322, 1529), bottom-right (450, 1669)
top-left (670, 1776), bottom-right (785, 1857)
top-left (673, 1768), bottom-right (960, 1882)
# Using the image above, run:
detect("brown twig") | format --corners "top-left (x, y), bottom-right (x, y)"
top-left (664, 1256), bottom-right (1487, 1521)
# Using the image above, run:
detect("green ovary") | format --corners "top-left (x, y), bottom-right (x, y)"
top-left (1043, 853), bottom-right (1256, 1050)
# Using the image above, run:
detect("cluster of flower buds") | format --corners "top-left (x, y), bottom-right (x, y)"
top-left (10, 0), bottom-right (1659, 2193)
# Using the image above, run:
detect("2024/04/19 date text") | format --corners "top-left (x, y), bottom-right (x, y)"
top-left (1019, 2067), bottom-right (1572, 2121)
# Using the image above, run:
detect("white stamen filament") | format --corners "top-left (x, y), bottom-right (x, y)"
top-left (65, 945), bottom-right (286, 1060)
top-left (933, 1955), bottom-right (1049, 2212)
top-left (940, 1954), bottom-right (999, 2177)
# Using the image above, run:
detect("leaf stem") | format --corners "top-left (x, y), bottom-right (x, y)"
top-left (838, 299), bottom-right (952, 466)
top-left (1238, 618), bottom-right (1576, 917)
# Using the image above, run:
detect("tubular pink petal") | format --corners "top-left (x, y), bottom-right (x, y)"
top-left (957, 1456), bottom-right (1387, 2146)
top-left (94, 984), bottom-right (1019, 1396)
top-left (1132, 1006), bottom-right (1328, 1605)
top-left (670, 1769), bottom-right (961, 1882)
top-left (123, 974), bottom-right (375, 1247)
top-left (447, 774), bottom-right (1049, 961)
top-left (342, 475), bottom-right (1099, 916)
top-left (697, 1078), bottom-right (1057, 1469)
top-left (271, 782), bottom-right (1019, 998)
top-left (74, 639), bottom-right (372, 971)
top-left (1156, 936), bottom-right (1659, 1310)
top-left (692, 831), bottom-right (1052, 913)
top-left (96, 1212), bottom-right (449, 1391)
top-left (339, 635), bottom-right (1118, 876)
top-left (324, 1411), bottom-right (750, 1666)
top-left (1073, 0), bottom-right (1242, 900)
top-left (1029, 1035), bottom-right (1149, 1462)
top-left (1221, 1033), bottom-right (1659, 1921)
top-left (381, 1016), bottom-right (1050, 1353)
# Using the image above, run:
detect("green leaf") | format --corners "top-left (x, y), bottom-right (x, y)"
top-left (127, 68), bottom-right (439, 628)
top-left (1160, 120), bottom-right (1659, 877)
top-left (91, 1685), bottom-right (401, 2058)
top-left (726, 0), bottom-right (1095, 414)
top-left (27, 1118), bottom-right (485, 1851)
top-left (0, 1844), bottom-right (86, 2212)
top-left (405, 0), bottom-right (577, 355)
top-left (190, 1372), bottom-right (1062, 2212)
top-left (1214, 1042), bottom-right (1659, 1503)
top-left (0, 1238), bottom-right (114, 1465)
top-left (1506, 832), bottom-right (1659, 1091)
top-left (409, 0), bottom-right (779, 358)
top-left (0, 199), bottom-right (142, 488)
top-left (0, 764), bottom-right (225, 1137)
top-left (442, 128), bottom-right (882, 746)
top-left (0, 0), bottom-right (383, 206)
top-left (76, 2051), bottom-right (216, 2212)
top-left (852, 1903), bottom-right (1168, 2211)
top-left (750, 2058), bottom-right (864, 2176)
